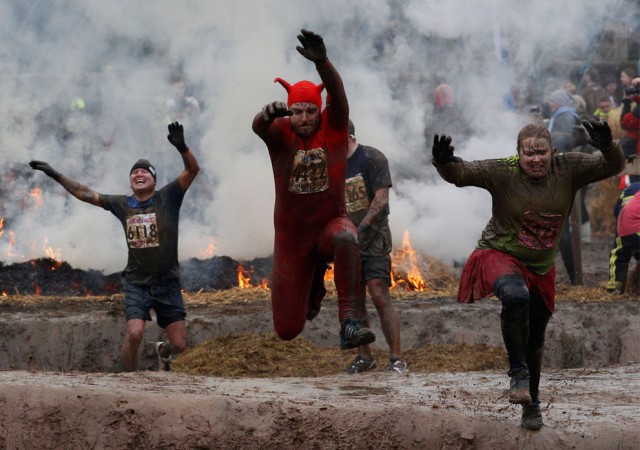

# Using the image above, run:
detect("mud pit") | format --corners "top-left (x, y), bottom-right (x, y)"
top-left (0, 234), bottom-right (639, 449)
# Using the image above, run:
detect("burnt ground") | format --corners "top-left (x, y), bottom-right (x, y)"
top-left (0, 233), bottom-right (639, 449)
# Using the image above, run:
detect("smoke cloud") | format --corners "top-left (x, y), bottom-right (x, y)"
top-left (0, 0), bottom-right (636, 272)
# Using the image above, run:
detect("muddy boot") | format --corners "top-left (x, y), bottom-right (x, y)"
top-left (527, 299), bottom-right (551, 410)
top-left (496, 275), bottom-right (532, 405)
top-left (521, 403), bottom-right (543, 430)
top-left (508, 372), bottom-right (531, 404)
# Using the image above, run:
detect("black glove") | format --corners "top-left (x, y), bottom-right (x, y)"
top-left (432, 134), bottom-right (461, 165)
top-left (261, 101), bottom-right (293, 122)
top-left (296, 29), bottom-right (327, 64)
top-left (167, 121), bottom-right (188, 153)
top-left (29, 160), bottom-right (62, 181)
top-left (581, 119), bottom-right (612, 150)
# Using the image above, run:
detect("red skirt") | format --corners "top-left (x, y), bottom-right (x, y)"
top-left (457, 249), bottom-right (556, 313)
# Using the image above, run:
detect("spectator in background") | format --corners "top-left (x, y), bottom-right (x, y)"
top-left (620, 67), bottom-right (637, 92)
top-left (621, 76), bottom-right (640, 159)
top-left (607, 182), bottom-right (640, 294)
top-left (547, 89), bottom-right (581, 153)
top-left (546, 88), bottom-right (584, 276)
top-left (604, 75), bottom-right (620, 108)
top-left (579, 67), bottom-right (608, 116)
top-left (166, 74), bottom-right (201, 126)
top-left (423, 83), bottom-right (472, 147)
top-left (563, 80), bottom-right (589, 119)
top-left (593, 96), bottom-right (614, 121)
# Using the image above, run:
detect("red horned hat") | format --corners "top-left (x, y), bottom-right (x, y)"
top-left (274, 78), bottom-right (324, 109)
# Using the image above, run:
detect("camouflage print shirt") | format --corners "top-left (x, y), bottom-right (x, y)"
top-left (434, 142), bottom-right (624, 274)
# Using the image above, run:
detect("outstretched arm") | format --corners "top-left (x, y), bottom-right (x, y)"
top-left (431, 134), bottom-right (462, 166)
top-left (296, 29), bottom-right (348, 127)
top-left (166, 122), bottom-right (200, 191)
top-left (252, 101), bottom-right (292, 137)
top-left (29, 161), bottom-right (102, 206)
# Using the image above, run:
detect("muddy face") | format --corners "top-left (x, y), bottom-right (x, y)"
top-left (518, 137), bottom-right (553, 179)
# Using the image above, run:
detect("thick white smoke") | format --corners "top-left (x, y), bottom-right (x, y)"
top-left (0, 0), bottom-right (636, 272)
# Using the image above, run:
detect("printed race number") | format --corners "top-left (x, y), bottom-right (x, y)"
top-left (345, 174), bottom-right (369, 214)
top-left (126, 213), bottom-right (160, 248)
top-left (289, 148), bottom-right (329, 194)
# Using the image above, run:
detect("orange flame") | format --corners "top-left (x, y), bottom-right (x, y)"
top-left (234, 231), bottom-right (427, 292)
top-left (237, 264), bottom-right (270, 290)
top-left (390, 230), bottom-right (428, 291)
top-left (34, 284), bottom-right (41, 296)
top-left (0, 217), bottom-right (4, 237)
top-left (237, 264), bottom-right (253, 289)
top-left (30, 188), bottom-right (44, 206)
top-left (323, 263), bottom-right (335, 282)
top-left (43, 237), bottom-right (63, 270)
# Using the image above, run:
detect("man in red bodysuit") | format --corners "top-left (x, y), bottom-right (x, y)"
top-left (252, 29), bottom-right (375, 350)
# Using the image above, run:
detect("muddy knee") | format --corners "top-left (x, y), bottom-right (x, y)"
top-left (494, 274), bottom-right (530, 309)
top-left (333, 229), bottom-right (358, 248)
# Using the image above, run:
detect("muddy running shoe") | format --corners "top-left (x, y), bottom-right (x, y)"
top-left (508, 373), bottom-right (532, 404)
top-left (154, 342), bottom-right (172, 372)
top-left (339, 318), bottom-right (376, 350)
top-left (346, 357), bottom-right (377, 374)
top-left (521, 404), bottom-right (543, 430)
top-left (387, 359), bottom-right (408, 374)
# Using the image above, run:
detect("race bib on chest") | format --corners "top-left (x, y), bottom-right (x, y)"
top-left (518, 211), bottom-right (562, 250)
top-left (126, 213), bottom-right (160, 248)
top-left (289, 148), bottom-right (329, 194)
top-left (345, 174), bottom-right (369, 214)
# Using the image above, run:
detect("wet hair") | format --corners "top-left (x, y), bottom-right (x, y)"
top-left (516, 124), bottom-right (552, 152)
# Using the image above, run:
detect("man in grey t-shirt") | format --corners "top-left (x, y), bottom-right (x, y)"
top-left (30, 122), bottom-right (199, 372)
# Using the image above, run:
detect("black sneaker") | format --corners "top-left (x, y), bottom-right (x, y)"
top-left (508, 373), bottom-right (532, 404)
top-left (339, 318), bottom-right (376, 350)
top-left (154, 342), bottom-right (172, 372)
top-left (521, 404), bottom-right (543, 430)
top-left (346, 357), bottom-right (377, 374)
top-left (387, 359), bottom-right (408, 374)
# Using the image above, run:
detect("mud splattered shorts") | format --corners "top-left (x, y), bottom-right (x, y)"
top-left (123, 278), bottom-right (186, 328)
top-left (360, 224), bottom-right (392, 285)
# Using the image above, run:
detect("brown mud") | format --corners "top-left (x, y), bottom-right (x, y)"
top-left (0, 234), bottom-right (638, 449)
